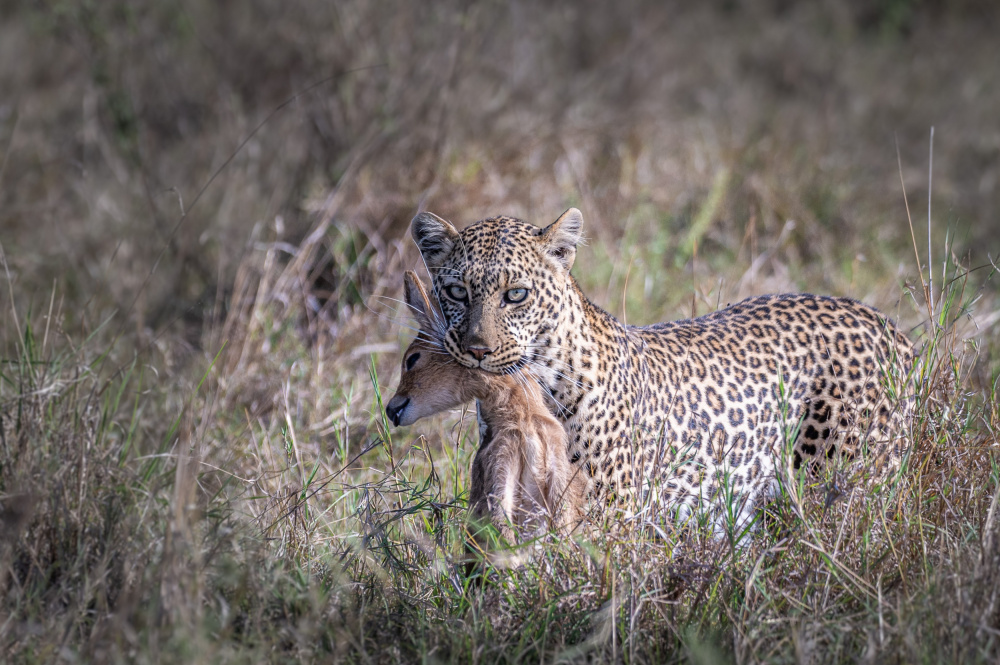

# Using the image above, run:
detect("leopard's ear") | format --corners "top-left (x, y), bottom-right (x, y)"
top-left (539, 208), bottom-right (584, 271)
top-left (411, 212), bottom-right (460, 269)
top-left (403, 270), bottom-right (440, 334)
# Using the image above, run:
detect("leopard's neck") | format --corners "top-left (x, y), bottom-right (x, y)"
top-left (531, 275), bottom-right (637, 421)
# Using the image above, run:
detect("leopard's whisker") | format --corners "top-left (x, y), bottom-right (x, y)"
top-left (520, 357), bottom-right (587, 391)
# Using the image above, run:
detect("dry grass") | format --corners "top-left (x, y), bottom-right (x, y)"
top-left (2, 1), bottom-right (1000, 662)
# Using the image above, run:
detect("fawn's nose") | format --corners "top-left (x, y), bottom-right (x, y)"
top-left (467, 346), bottom-right (492, 362)
top-left (385, 396), bottom-right (410, 427)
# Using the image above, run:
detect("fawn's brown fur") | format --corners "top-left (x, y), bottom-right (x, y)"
top-left (385, 271), bottom-right (587, 541)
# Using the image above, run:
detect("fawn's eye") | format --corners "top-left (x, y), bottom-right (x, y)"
top-left (445, 284), bottom-right (468, 301)
top-left (405, 353), bottom-right (420, 371)
top-left (504, 287), bottom-right (528, 304)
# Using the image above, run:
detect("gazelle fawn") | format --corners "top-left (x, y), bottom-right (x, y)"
top-left (385, 271), bottom-right (586, 542)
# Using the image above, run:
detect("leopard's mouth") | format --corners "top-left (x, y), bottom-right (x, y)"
top-left (473, 357), bottom-right (517, 373)
top-left (484, 356), bottom-right (528, 375)
top-left (460, 349), bottom-right (527, 374)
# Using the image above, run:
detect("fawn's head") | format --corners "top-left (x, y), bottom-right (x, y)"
top-left (385, 271), bottom-right (478, 427)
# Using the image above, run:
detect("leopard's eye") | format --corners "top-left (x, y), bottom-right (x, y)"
top-left (445, 284), bottom-right (468, 301)
top-left (504, 288), bottom-right (529, 304)
top-left (405, 352), bottom-right (420, 371)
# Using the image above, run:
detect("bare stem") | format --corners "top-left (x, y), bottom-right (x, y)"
top-left (928, 126), bottom-right (935, 316)
top-left (896, 135), bottom-right (934, 325)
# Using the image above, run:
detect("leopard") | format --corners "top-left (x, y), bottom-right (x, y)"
top-left (409, 207), bottom-right (916, 528)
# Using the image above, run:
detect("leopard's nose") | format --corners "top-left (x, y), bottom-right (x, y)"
top-left (467, 346), bottom-right (492, 361)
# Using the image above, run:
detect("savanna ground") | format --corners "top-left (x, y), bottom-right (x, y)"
top-left (2, 1), bottom-right (1000, 662)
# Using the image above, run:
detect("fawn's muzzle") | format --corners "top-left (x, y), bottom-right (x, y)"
top-left (385, 396), bottom-right (410, 427)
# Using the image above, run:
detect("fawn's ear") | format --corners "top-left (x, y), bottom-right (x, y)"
top-left (538, 208), bottom-right (584, 272)
top-left (403, 270), bottom-right (440, 333)
top-left (411, 211), bottom-right (460, 269)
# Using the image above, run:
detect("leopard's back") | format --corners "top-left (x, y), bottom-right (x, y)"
top-left (574, 293), bottom-right (914, 509)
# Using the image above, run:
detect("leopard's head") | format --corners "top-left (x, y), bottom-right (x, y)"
top-left (410, 208), bottom-right (583, 372)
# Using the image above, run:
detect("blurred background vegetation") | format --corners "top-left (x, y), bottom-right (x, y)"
top-left (1, 0), bottom-right (999, 662)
